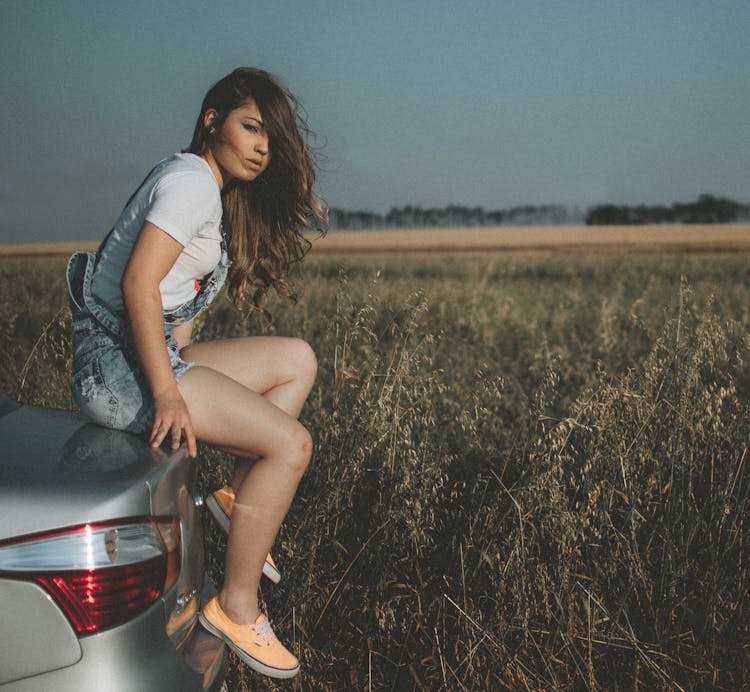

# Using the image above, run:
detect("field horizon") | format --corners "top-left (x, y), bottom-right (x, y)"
top-left (1, 223), bottom-right (749, 259)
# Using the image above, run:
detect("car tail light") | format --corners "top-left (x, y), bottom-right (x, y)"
top-left (0, 517), bottom-right (180, 635)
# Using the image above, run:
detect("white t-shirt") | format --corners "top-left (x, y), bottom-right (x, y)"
top-left (91, 153), bottom-right (223, 311)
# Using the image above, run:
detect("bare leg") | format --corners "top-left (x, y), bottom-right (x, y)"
top-left (177, 337), bottom-right (317, 623)
top-left (181, 337), bottom-right (317, 490)
top-left (181, 336), bottom-right (316, 414)
top-left (178, 364), bottom-right (311, 623)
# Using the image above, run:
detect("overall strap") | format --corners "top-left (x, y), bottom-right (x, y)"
top-left (96, 163), bottom-right (161, 260)
top-left (66, 251), bottom-right (126, 338)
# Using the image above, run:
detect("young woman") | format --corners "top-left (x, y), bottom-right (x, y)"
top-left (66, 67), bottom-right (326, 679)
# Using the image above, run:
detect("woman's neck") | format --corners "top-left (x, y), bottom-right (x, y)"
top-left (199, 150), bottom-right (232, 191)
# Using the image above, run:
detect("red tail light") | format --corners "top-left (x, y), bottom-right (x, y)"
top-left (0, 518), bottom-right (180, 635)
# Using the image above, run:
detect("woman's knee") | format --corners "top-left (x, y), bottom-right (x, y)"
top-left (285, 338), bottom-right (317, 381)
top-left (283, 423), bottom-right (313, 475)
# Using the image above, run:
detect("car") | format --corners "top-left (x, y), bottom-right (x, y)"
top-left (0, 395), bottom-right (227, 691)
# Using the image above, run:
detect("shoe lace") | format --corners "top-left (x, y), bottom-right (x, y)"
top-left (254, 618), bottom-right (277, 646)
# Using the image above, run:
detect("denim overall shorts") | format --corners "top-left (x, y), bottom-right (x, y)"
top-left (66, 240), bottom-right (230, 434)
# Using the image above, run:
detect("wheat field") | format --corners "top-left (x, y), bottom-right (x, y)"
top-left (2, 223), bottom-right (749, 258)
top-left (2, 241), bottom-right (749, 689)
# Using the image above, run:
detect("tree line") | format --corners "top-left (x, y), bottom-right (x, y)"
top-left (328, 194), bottom-right (749, 230)
top-left (584, 194), bottom-right (748, 225)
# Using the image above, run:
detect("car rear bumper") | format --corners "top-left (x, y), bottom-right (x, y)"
top-left (1, 575), bottom-right (226, 692)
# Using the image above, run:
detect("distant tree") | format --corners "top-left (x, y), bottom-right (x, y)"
top-left (585, 195), bottom-right (744, 225)
top-left (685, 194), bottom-right (741, 223)
top-left (585, 204), bottom-right (630, 225)
top-left (328, 207), bottom-right (383, 230)
top-left (486, 210), bottom-right (505, 225)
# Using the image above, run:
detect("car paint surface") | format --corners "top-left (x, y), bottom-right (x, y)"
top-left (0, 397), bottom-right (226, 691)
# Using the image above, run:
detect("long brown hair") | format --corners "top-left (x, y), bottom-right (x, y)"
top-left (186, 67), bottom-right (326, 313)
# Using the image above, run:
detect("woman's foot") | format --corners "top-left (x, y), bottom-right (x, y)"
top-left (199, 596), bottom-right (299, 679)
top-left (206, 487), bottom-right (282, 584)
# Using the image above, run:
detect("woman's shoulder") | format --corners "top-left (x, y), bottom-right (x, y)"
top-left (153, 153), bottom-right (218, 186)
top-left (149, 153), bottom-right (220, 204)
top-left (143, 154), bottom-right (222, 244)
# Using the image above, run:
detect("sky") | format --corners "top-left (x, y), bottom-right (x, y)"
top-left (1, 0), bottom-right (748, 243)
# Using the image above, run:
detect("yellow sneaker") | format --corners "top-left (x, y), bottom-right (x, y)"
top-left (206, 487), bottom-right (282, 584)
top-left (199, 597), bottom-right (299, 679)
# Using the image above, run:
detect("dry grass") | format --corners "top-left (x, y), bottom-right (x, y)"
top-left (2, 250), bottom-right (750, 689)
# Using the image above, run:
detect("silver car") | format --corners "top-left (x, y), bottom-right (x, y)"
top-left (0, 396), bottom-right (227, 691)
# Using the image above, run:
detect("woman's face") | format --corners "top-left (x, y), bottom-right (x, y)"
top-left (203, 99), bottom-right (270, 188)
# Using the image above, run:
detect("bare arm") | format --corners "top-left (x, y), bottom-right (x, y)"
top-left (121, 222), bottom-right (197, 457)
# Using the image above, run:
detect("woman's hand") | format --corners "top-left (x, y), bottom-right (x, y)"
top-left (150, 389), bottom-right (198, 458)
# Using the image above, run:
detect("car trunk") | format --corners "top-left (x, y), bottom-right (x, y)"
top-left (0, 400), bottom-right (221, 688)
